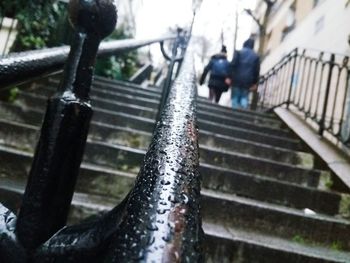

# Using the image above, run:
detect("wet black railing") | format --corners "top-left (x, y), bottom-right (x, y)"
top-left (259, 48), bottom-right (350, 144)
top-left (0, 0), bottom-right (202, 262)
top-left (0, 36), bottom-right (175, 89)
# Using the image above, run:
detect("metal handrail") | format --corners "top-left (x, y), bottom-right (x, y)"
top-left (105, 50), bottom-right (202, 262)
top-left (33, 47), bottom-right (202, 263)
top-left (156, 28), bottom-right (190, 125)
top-left (259, 47), bottom-right (350, 144)
top-left (0, 0), bottom-right (202, 261)
top-left (0, 36), bottom-right (175, 89)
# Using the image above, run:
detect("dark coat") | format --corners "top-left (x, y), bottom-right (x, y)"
top-left (199, 53), bottom-right (230, 92)
top-left (230, 40), bottom-right (260, 89)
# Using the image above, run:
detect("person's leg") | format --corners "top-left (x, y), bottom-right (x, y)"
top-left (215, 89), bottom-right (223, 103)
top-left (231, 87), bottom-right (241, 109)
top-left (209, 88), bottom-right (215, 102)
top-left (240, 89), bottom-right (250, 109)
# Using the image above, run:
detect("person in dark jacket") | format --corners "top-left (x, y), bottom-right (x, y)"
top-left (230, 38), bottom-right (260, 109)
top-left (199, 45), bottom-right (231, 103)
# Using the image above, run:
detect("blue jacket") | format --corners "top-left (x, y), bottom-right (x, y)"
top-left (199, 53), bottom-right (230, 92)
top-left (231, 40), bottom-right (260, 89)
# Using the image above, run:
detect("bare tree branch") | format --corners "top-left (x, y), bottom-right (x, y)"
top-left (244, 9), bottom-right (263, 32)
top-left (263, 0), bottom-right (277, 7)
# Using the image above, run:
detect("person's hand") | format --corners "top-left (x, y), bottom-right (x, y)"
top-left (224, 77), bottom-right (232, 86)
top-left (249, 84), bottom-right (258, 92)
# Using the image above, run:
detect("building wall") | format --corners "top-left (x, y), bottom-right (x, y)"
top-left (0, 18), bottom-right (18, 55)
top-left (257, 0), bottom-right (350, 148)
top-left (260, 0), bottom-right (350, 73)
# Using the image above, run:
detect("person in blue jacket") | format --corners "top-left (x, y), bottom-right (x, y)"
top-left (199, 45), bottom-right (231, 103)
top-left (230, 38), bottom-right (260, 109)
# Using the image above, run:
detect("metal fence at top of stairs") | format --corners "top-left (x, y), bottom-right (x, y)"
top-left (0, 0), bottom-right (202, 262)
top-left (258, 48), bottom-right (350, 145)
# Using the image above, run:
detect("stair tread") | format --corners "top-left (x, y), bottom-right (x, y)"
top-left (0, 149), bottom-right (345, 227)
top-left (203, 221), bottom-right (350, 262)
top-left (0, 100), bottom-right (302, 152)
top-left (2, 76), bottom-right (350, 261)
top-left (0, 115), bottom-right (310, 164)
top-left (1, 178), bottom-right (348, 261)
top-left (202, 189), bottom-right (349, 225)
top-left (17, 90), bottom-right (291, 137)
top-left (0, 141), bottom-right (341, 215)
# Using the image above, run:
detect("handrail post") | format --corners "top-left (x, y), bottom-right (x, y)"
top-left (318, 53), bottom-right (335, 136)
top-left (286, 48), bottom-right (298, 109)
top-left (156, 28), bottom-right (189, 125)
top-left (15, 0), bottom-right (117, 250)
top-left (104, 50), bottom-right (203, 262)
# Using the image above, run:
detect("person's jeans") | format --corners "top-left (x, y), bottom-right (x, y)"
top-left (232, 87), bottom-right (249, 109)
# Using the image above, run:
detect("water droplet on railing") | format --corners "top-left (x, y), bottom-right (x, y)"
top-left (181, 193), bottom-right (189, 204)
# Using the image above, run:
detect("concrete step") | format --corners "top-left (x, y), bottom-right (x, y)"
top-left (36, 85), bottom-right (161, 109)
top-left (0, 116), bottom-right (312, 169)
top-left (91, 80), bottom-right (285, 127)
top-left (199, 145), bottom-right (321, 187)
top-left (16, 91), bottom-right (157, 120)
top-left (0, 100), bottom-right (155, 133)
top-left (39, 86), bottom-right (286, 134)
top-left (0, 132), bottom-right (342, 216)
top-left (202, 189), bottom-right (350, 250)
top-left (18, 89), bottom-right (290, 138)
top-left (0, 111), bottom-right (320, 188)
top-left (199, 119), bottom-right (302, 150)
top-left (90, 76), bottom-right (278, 120)
top-left (48, 77), bottom-right (162, 100)
top-left (200, 130), bottom-right (313, 168)
top-left (48, 77), bottom-right (285, 127)
top-left (91, 77), bottom-right (279, 120)
top-left (1, 175), bottom-right (349, 261)
top-left (204, 222), bottom-right (350, 263)
top-left (0, 99), bottom-right (301, 152)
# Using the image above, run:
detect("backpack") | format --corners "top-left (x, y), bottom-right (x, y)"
top-left (211, 58), bottom-right (230, 77)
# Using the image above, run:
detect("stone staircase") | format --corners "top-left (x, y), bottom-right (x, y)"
top-left (0, 76), bottom-right (350, 262)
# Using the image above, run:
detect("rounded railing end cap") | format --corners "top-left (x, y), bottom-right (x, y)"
top-left (69, 0), bottom-right (118, 39)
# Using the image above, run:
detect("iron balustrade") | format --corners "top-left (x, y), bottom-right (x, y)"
top-left (0, 36), bottom-right (175, 89)
top-left (156, 27), bottom-right (190, 125)
top-left (259, 48), bottom-right (350, 144)
top-left (0, 0), bottom-right (202, 262)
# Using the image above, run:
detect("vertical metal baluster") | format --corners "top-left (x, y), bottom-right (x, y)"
top-left (319, 53), bottom-right (335, 136)
top-left (282, 54), bottom-right (295, 108)
top-left (266, 74), bottom-right (273, 108)
top-left (260, 77), bottom-right (267, 108)
top-left (328, 64), bottom-right (342, 133)
top-left (305, 59), bottom-right (317, 118)
top-left (16, 0), bottom-right (117, 250)
top-left (300, 58), bottom-right (312, 112)
top-left (314, 60), bottom-right (327, 121)
top-left (274, 66), bottom-right (282, 106)
top-left (271, 68), bottom-right (279, 106)
top-left (296, 50), bottom-right (307, 108)
top-left (286, 50), bottom-right (297, 108)
top-left (291, 52), bottom-right (303, 104)
top-left (337, 57), bottom-right (350, 140)
top-left (339, 66), bottom-right (350, 142)
top-left (280, 61), bottom-right (290, 104)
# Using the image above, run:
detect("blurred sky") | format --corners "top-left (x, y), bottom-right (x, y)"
top-left (134, 0), bottom-right (257, 63)
top-left (133, 0), bottom-right (257, 105)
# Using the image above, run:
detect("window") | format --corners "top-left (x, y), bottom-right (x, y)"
top-left (281, 3), bottom-right (296, 41)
